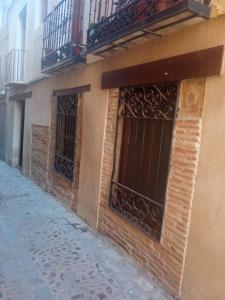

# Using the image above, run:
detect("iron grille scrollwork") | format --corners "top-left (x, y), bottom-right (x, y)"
top-left (109, 82), bottom-right (179, 240)
top-left (54, 94), bottom-right (78, 181)
top-left (55, 155), bottom-right (74, 181)
top-left (110, 181), bottom-right (164, 239)
top-left (118, 83), bottom-right (178, 120)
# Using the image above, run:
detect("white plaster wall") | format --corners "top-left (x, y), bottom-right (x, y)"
top-left (2, 0), bottom-right (94, 84)
top-left (5, 0), bottom-right (50, 84)
top-left (3, 0), bottom-right (49, 165)
top-left (7, 0), bottom-right (27, 51)
top-left (24, 0), bottom-right (45, 83)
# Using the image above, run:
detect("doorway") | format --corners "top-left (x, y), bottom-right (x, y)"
top-left (11, 100), bottom-right (25, 168)
top-left (19, 101), bottom-right (25, 168)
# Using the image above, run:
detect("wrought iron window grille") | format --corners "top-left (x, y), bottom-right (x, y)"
top-left (109, 82), bottom-right (179, 240)
top-left (54, 94), bottom-right (78, 181)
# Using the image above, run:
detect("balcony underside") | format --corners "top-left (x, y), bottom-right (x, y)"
top-left (87, 0), bottom-right (210, 56)
top-left (41, 43), bottom-right (87, 74)
top-left (5, 82), bottom-right (25, 88)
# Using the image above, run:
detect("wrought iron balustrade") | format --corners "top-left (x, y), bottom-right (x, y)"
top-left (87, 0), bottom-right (210, 55)
top-left (4, 49), bottom-right (26, 86)
top-left (41, 0), bottom-right (86, 73)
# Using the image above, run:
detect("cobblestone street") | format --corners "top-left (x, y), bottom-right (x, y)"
top-left (0, 161), bottom-right (173, 300)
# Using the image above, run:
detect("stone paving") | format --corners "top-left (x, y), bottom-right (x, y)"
top-left (0, 161), bottom-right (174, 300)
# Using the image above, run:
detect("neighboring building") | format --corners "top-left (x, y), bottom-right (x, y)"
top-left (0, 0), bottom-right (225, 299)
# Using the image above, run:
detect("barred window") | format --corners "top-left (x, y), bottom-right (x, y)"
top-left (54, 94), bottom-right (78, 181)
top-left (110, 83), bottom-right (179, 240)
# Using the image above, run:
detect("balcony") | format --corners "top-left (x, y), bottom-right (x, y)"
top-left (41, 0), bottom-right (86, 74)
top-left (4, 49), bottom-right (26, 87)
top-left (87, 0), bottom-right (210, 56)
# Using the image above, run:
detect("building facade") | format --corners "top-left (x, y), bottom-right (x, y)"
top-left (0, 0), bottom-right (225, 299)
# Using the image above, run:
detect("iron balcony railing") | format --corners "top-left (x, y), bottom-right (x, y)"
top-left (41, 0), bottom-right (86, 73)
top-left (87, 0), bottom-right (210, 55)
top-left (4, 49), bottom-right (26, 86)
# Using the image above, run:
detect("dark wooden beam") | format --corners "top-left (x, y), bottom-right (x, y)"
top-left (101, 46), bottom-right (224, 89)
top-left (53, 84), bottom-right (91, 97)
top-left (9, 92), bottom-right (32, 101)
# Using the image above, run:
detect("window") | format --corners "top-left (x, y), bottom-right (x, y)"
top-left (110, 83), bottom-right (179, 240)
top-left (55, 94), bottom-right (78, 181)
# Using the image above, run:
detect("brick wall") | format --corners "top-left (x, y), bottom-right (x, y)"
top-left (31, 94), bottom-right (83, 211)
top-left (31, 125), bottom-right (50, 191)
top-left (98, 79), bottom-right (205, 297)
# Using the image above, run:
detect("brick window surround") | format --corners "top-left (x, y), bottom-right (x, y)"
top-left (98, 79), bottom-right (205, 297)
top-left (31, 93), bottom-right (83, 211)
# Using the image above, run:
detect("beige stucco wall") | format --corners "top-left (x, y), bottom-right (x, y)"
top-left (102, 15), bottom-right (225, 72)
top-left (182, 75), bottom-right (225, 300)
top-left (13, 11), bottom-right (225, 298)
top-left (21, 62), bottom-right (108, 229)
top-left (24, 13), bottom-right (225, 222)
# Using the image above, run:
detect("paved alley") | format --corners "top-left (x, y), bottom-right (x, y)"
top-left (0, 161), bottom-right (173, 300)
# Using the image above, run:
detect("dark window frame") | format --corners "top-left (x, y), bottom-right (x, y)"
top-left (109, 82), bottom-right (179, 240)
top-left (54, 94), bottom-right (78, 181)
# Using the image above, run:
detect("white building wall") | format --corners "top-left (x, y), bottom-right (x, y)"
top-left (1, 0), bottom-right (92, 165)
top-left (2, 0), bottom-right (48, 165)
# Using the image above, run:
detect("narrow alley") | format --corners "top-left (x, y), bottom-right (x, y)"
top-left (0, 162), bottom-right (173, 300)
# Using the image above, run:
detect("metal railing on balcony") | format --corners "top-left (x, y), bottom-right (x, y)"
top-left (41, 0), bottom-right (86, 73)
top-left (4, 49), bottom-right (26, 86)
top-left (87, 0), bottom-right (210, 55)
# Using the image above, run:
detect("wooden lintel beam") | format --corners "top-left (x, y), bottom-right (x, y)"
top-left (101, 46), bottom-right (224, 89)
top-left (53, 85), bottom-right (91, 97)
top-left (9, 92), bottom-right (32, 101)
